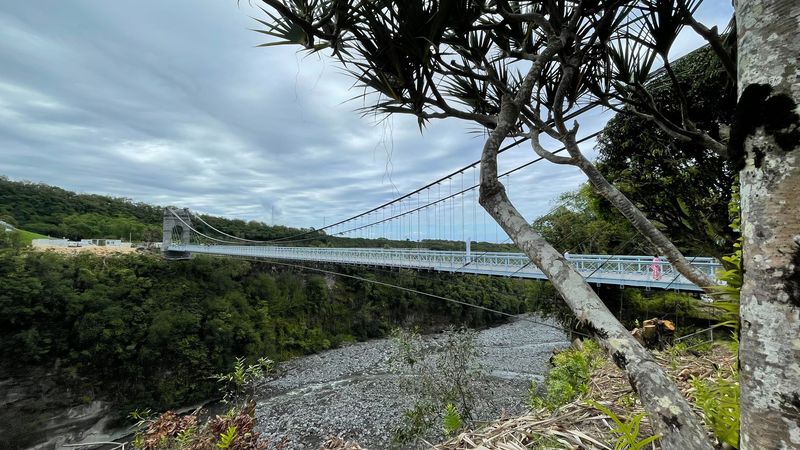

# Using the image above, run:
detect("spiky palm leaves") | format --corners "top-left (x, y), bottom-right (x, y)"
top-left (253, 0), bottom-right (729, 145)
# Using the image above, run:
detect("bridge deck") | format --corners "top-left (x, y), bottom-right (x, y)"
top-left (166, 244), bottom-right (720, 291)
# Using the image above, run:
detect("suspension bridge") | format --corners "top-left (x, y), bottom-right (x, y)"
top-left (161, 133), bottom-right (722, 292)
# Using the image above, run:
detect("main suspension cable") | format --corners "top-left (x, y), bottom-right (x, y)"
top-left (203, 131), bottom-right (600, 246)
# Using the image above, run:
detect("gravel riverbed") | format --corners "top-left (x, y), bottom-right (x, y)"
top-left (255, 315), bottom-right (569, 449)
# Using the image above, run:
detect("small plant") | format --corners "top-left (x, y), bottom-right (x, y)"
top-left (588, 401), bottom-right (660, 450)
top-left (706, 181), bottom-right (742, 327)
top-left (390, 326), bottom-right (484, 444)
top-left (665, 341), bottom-right (688, 359)
top-left (528, 340), bottom-right (604, 411)
top-left (216, 426), bottom-right (238, 449)
top-left (442, 403), bottom-right (462, 436)
top-left (130, 410), bottom-right (198, 450)
top-left (393, 403), bottom-right (436, 445)
top-left (213, 356), bottom-right (274, 404)
top-left (691, 373), bottom-right (740, 448)
top-left (175, 426), bottom-right (197, 449)
top-left (616, 393), bottom-right (637, 409)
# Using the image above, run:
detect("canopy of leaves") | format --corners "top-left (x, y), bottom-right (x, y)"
top-left (595, 46), bottom-right (736, 258)
top-left (2, 177), bottom-right (515, 250)
top-left (0, 246), bottom-right (562, 422)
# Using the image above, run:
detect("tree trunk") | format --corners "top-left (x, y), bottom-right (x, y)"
top-left (573, 153), bottom-right (718, 290)
top-left (736, 1), bottom-right (800, 448)
top-left (480, 101), bottom-right (714, 450)
top-left (479, 184), bottom-right (714, 449)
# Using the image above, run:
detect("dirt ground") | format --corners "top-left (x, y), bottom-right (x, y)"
top-left (32, 244), bottom-right (138, 255)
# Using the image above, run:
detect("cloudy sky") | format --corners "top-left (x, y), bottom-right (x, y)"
top-left (0, 1), bottom-right (732, 241)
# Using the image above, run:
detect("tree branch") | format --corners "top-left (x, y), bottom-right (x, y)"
top-left (529, 129), bottom-right (575, 164)
top-left (677, 0), bottom-right (737, 82)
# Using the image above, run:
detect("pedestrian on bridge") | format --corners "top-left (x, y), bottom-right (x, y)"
top-left (651, 256), bottom-right (662, 280)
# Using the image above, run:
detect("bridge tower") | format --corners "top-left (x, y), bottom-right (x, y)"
top-left (162, 208), bottom-right (192, 259)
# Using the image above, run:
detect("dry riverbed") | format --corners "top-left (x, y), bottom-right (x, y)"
top-left (254, 315), bottom-right (569, 449)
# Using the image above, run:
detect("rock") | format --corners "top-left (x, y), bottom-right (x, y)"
top-left (0, 366), bottom-right (127, 450)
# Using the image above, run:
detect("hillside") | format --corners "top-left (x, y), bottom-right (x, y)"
top-left (0, 176), bottom-right (318, 243)
top-left (0, 176), bottom-right (518, 251)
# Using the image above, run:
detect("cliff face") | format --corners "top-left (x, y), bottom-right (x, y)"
top-left (0, 366), bottom-right (118, 450)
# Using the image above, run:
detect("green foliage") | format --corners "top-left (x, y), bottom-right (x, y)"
top-left (131, 405), bottom-right (278, 450)
top-left (175, 426), bottom-right (197, 449)
top-left (391, 327), bottom-right (485, 444)
top-left (391, 326), bottom-right (422, 367)
top-left (442, 403), bottom-right (462, 436)
top-left (0, 176), bottom-right (312, 243)
top-left (0, 229), bottom-right (24, 249)
top-left (216, 426), bottom-right (238, 449)
top-left (600, 287), bottom-right (720, 334)
top-left (691, 372), bottom-right (740, 448)
top-left (528, 340), bottom-right (604, 411)
top-left (214, 357), bottom-right (274, 404)
top-left (395, 403), bottom-right (437, 444)
top-left (533, 185), bottom-right (639, 255)
top-left (0, 177), bottom-right (519, 250)
top-left (596, 46), bottom-right (736, 259)
top-left (588, 401), bottom-right (661, 450)
top-left (706, 181), bottom-right (742, 327)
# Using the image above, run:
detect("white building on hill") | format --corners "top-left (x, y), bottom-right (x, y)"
top-left (80, 239), bottom-right (124, 246)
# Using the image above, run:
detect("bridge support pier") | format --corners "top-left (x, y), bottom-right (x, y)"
top-left (162, 208), bottom-right (192, 260)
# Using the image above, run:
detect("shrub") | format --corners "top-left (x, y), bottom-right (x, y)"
top-left (390, 326), bottom-right (484, 444)
top-left (528, 340), bottom-right (604, 411)
top-left (213, 357), bottom-right (274, 404)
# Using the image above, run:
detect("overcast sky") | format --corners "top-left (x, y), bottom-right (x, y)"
top-left (0, 1), bottom-right (732, 241)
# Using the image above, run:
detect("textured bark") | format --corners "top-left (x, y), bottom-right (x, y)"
top-left (481, 99), bottom-right (714, 450)
top-left (736, 1), bottom-right (800, 448)
top-left (572, 154), bottom-right (718, 290)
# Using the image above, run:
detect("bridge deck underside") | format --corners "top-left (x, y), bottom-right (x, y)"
top-left (167, 245), bottom-right (720, 292)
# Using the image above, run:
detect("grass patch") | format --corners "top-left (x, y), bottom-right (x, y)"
top-left (16, 229), bottom-right (48, 245)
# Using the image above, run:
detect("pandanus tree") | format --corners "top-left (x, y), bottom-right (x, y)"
top-left (250, 0), bottom-right (800, 448)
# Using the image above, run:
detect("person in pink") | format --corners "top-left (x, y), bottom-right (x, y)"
top-left (651, 256), bottom-right (662, 280)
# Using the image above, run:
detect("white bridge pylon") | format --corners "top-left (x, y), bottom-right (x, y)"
top-left (164, 243), bottom-right (720, 292)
